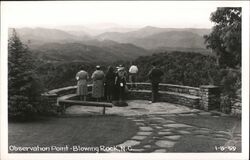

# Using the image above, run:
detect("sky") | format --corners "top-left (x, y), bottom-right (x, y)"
top-left (1, 1), bottom-right (243, 29)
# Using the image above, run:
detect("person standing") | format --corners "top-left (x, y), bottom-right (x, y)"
top-left (147, 62), bottom-right (163, 103)
top-left (104, 66), bottom-right (116, 102)
top-left (129, 62), bottom-right (139, 90)
top-left (75, 66), bottom-right (89, 101)
top-left (115, 65), bottom-right (127, 102)
top-left (91, 65), bottom-right (105, 102)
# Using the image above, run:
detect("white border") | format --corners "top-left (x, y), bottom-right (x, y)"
top-left (1, 1), bottom-right (249, 160)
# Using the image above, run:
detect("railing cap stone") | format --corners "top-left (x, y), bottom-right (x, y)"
top-left (200, 85), bottom-right (219, 89)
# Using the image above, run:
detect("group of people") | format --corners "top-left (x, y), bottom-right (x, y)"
top-left (75, 64), bottom-right (131, 102)
top-left (75, 62), bottom-right (163, 104)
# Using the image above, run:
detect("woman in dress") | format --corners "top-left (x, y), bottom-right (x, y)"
top-left (91, 65), bottom-right (105, 102)
top-left (104, 66), bottom-right (116, 102)
top-left (75, 66), bottom-right (88, 101)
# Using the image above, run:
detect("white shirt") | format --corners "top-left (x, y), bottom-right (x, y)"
top-left (129, 65), bottom-right (138, 74)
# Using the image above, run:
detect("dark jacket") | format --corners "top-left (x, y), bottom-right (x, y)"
top-left (148, 67), bottom-right (163, 83)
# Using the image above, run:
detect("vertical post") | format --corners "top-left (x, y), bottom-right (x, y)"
top-left (200, 85), bottom-right (221, 111)
top-left (103, 106), bottom-right (106, 115)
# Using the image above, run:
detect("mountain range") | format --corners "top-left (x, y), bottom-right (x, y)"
top-left (10, 26), bottom-right (211, 63)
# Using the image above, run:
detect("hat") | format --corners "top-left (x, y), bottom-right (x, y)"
top-left (118, 66), bottom-right (124, 71)
top-left (96, 65), bottom-right (101, 69)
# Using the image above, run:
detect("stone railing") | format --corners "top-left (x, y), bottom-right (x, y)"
top-left (126, 83), bottom-right (200, 96)
top-left (126, 83), bottom-right (200, 108)
top-left (42, 83), bottom-right (223, 113)
top-left (47, 85), bottom-right (92, 96)
top-left (126, 83), bottom-right (220, 110)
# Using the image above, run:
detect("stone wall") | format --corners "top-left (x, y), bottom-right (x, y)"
top-left (126, 83), bottom-right (201, 108)
top-left (41, 85), bottom-right (93, 108)
top-left (127, 83), bottom-right (200, 96)
top-left (42, 83), bottom-right (242, 116)
top-left (200, 85), bottom-right (221, 111)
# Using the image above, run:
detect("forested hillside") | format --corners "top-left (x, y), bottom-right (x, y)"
top-left (34, 51), bottom-right (240, 102)
top-left (31, 42), bottom-right (149, 63)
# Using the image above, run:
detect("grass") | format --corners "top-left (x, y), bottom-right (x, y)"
top-left (8, 115), bottom-right (138, 153)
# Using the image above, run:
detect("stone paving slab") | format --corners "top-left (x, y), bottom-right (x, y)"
top-left (164, 135), bottom-right (181, 140)
top-left (161, 129), bottom-right (173, 132)
top-left (131, 135), bottom-right (147, 140)
top-left (135, 122), bottom-right (145, 126)
top-left (119, 140), bottom-right (140, 147)
top-left (163, 123), bottom-right (193, 128)
top-left (137, 132), bottom-right (152, 136)
top-left (132, 119), bottom-right (145, 122)
top-left (155, 140), bottom-right (176, 148)
top-left (177, 130), bottom-right (191, 134)
top-left (139, 126), bottom-right (153, 131)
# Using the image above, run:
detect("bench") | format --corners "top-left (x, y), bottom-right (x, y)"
top-left (58, 99), bottom-right (113, 115)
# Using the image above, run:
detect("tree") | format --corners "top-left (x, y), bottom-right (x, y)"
top-left (204, 7), bottom-right (241, 68)
top-left (8, 29), bottom-right (42, 119)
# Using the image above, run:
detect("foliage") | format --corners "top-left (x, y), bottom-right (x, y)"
top-left (219, 68), bottom-right (241, 98)
top-left (134, 52), bottom-right (220, 87)
top-left (13, 46), bottom-right (241, 114)
top-left (8, 29), bottom-right (43, 119)
top-left (204, 7), bottom-right (241, 68)
top-left (36, 61), bottom-right (102, 90)
top-left (36, 51), bottom-right (241, 102)
top-left (133, 51), bottom-right (241, 113)
top-left (220, 95), bottom-right (232, 114)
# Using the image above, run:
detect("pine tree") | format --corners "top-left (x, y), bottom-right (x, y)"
top-left (8, 29), bottom-right (42, 118)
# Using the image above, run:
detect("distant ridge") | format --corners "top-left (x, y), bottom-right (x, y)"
top-left (97, 26), bottom-right (211, 49)
top-left (10, 26), bottom-right (211, 62)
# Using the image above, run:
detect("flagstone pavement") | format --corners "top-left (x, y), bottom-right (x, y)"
top-left (65, 100), bottom-right (242, 153)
